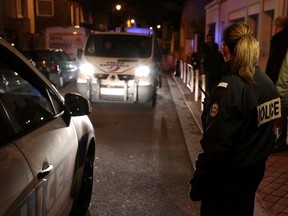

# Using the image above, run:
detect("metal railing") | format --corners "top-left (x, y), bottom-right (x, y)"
top-left (176, 59), bottom-right (206, 111)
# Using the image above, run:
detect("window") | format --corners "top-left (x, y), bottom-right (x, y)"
top-left (0, 63), bottom-right (56, 133)
top-left (36, 0), bottom-right (54, 17)
top-left (53, 51), bottom-right (71, 61)
top-left (0, 44), bottom-right (65, 142)
top-left (85, 34), bottom-right (153, 58)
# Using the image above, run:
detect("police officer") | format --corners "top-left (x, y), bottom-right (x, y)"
top-left (189, 23), bottom-right (281, 216)
top-left (201, 34), bottom-right (225, 95)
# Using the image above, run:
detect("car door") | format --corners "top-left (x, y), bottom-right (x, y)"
top-left (0, 46), bottom-right (79, 215)
top-left (0, 121), bottom-right (34, 215)
top-left (14, 113), bottom-right (78, 216)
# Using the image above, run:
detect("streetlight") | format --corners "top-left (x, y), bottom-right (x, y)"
top-left (110, 4), bottom-right (122, 31)
top-left (116, 4), bottom-right (121, 11)
top-left (130, 19), bottom-right (136, 27)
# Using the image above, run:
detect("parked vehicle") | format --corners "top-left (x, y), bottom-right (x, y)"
top-left (76, 27), bottom-right (161, 107)
top-left (0, 37), bottom-right (96, 215)
top-left (22, 49), bottom-right (79, 88)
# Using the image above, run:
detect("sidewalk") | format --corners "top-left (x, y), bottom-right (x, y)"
top-left (168, 73), bottom-right (288, 216)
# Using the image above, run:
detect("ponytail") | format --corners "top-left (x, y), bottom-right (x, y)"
top-left (222, 23), bottom-right (260, 84)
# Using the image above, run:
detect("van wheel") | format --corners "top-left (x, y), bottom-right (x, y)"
top-left (157, 75), bottom-right (162, 88)
top-left (145, 86), bottom-right (157, 108)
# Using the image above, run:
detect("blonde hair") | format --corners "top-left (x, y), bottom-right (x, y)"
top-left (222, 23), bottom-right (259, 84)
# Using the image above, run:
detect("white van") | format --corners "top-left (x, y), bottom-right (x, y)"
top-left (45, 26), bottom-right (89, 60)
top-left (76, 27), bottom-right (161, 107)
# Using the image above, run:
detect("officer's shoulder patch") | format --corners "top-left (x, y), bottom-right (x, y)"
top-left (209, 103), bottom-right (219, 117)
top-left (217, 82), bottom-right (228, 88)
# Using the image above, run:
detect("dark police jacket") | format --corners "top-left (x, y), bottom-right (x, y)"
top-left (190, 64), bottom-right (281, 201)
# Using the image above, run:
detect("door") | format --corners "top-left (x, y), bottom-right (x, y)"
top-left (0, 45), bottom-right (78, 215)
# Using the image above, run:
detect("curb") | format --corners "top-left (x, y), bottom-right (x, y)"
top-left (167, 75), bottom-right (202, 169)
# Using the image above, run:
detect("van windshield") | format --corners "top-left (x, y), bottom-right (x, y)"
top-left (84, 34), bottom-right (152, 58)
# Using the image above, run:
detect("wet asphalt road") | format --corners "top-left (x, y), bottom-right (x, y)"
top-left (61, 74), bottom-right (200, 216)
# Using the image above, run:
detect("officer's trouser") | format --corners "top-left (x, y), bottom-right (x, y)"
top-left (200, 192), bottom-right (255, 216)
top-left (199, 162), bottom-right (265, 216)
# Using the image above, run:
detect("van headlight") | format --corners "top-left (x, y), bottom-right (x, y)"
top-left (79, 63), bottom-right (94, 77)
top-left (135, 66), bottom-right (150, 77)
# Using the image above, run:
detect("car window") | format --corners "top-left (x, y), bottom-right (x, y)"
top-left (0, 62), bottom-right (56, 134)
top-left (53, 51), bottom-right (71, 61)
top-left (0, 45), bottom-right (68, 140)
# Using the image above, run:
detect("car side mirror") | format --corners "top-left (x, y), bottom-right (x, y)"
top-left (64, 93), bottom-right (92, 116)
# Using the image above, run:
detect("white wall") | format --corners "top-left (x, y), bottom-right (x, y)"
top-left (205, 0), bottom-right (288, 70)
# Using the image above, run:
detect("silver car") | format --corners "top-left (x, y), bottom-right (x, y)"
top-left (0, 38), bottom-right (96, 215)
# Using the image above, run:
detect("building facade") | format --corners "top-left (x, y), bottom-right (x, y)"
top-left (179, 0), bottom-right (288, 70)
top-left (177, 0), bottom-right (212, 61)
top-left (2, 0), bottom-right (287, 71)
top-left (205, 0), bottom-right (288, 70)
top-left (0, 0), bottom-right (94, 50)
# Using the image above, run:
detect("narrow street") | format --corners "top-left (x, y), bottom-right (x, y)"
top-left (61, 74), bottom-right (201, 216)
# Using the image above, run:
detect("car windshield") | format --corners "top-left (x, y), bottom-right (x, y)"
top-left (52, 51), bottom-right (71, 61)
top-left (84, 34), bottom-right (153, 58)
